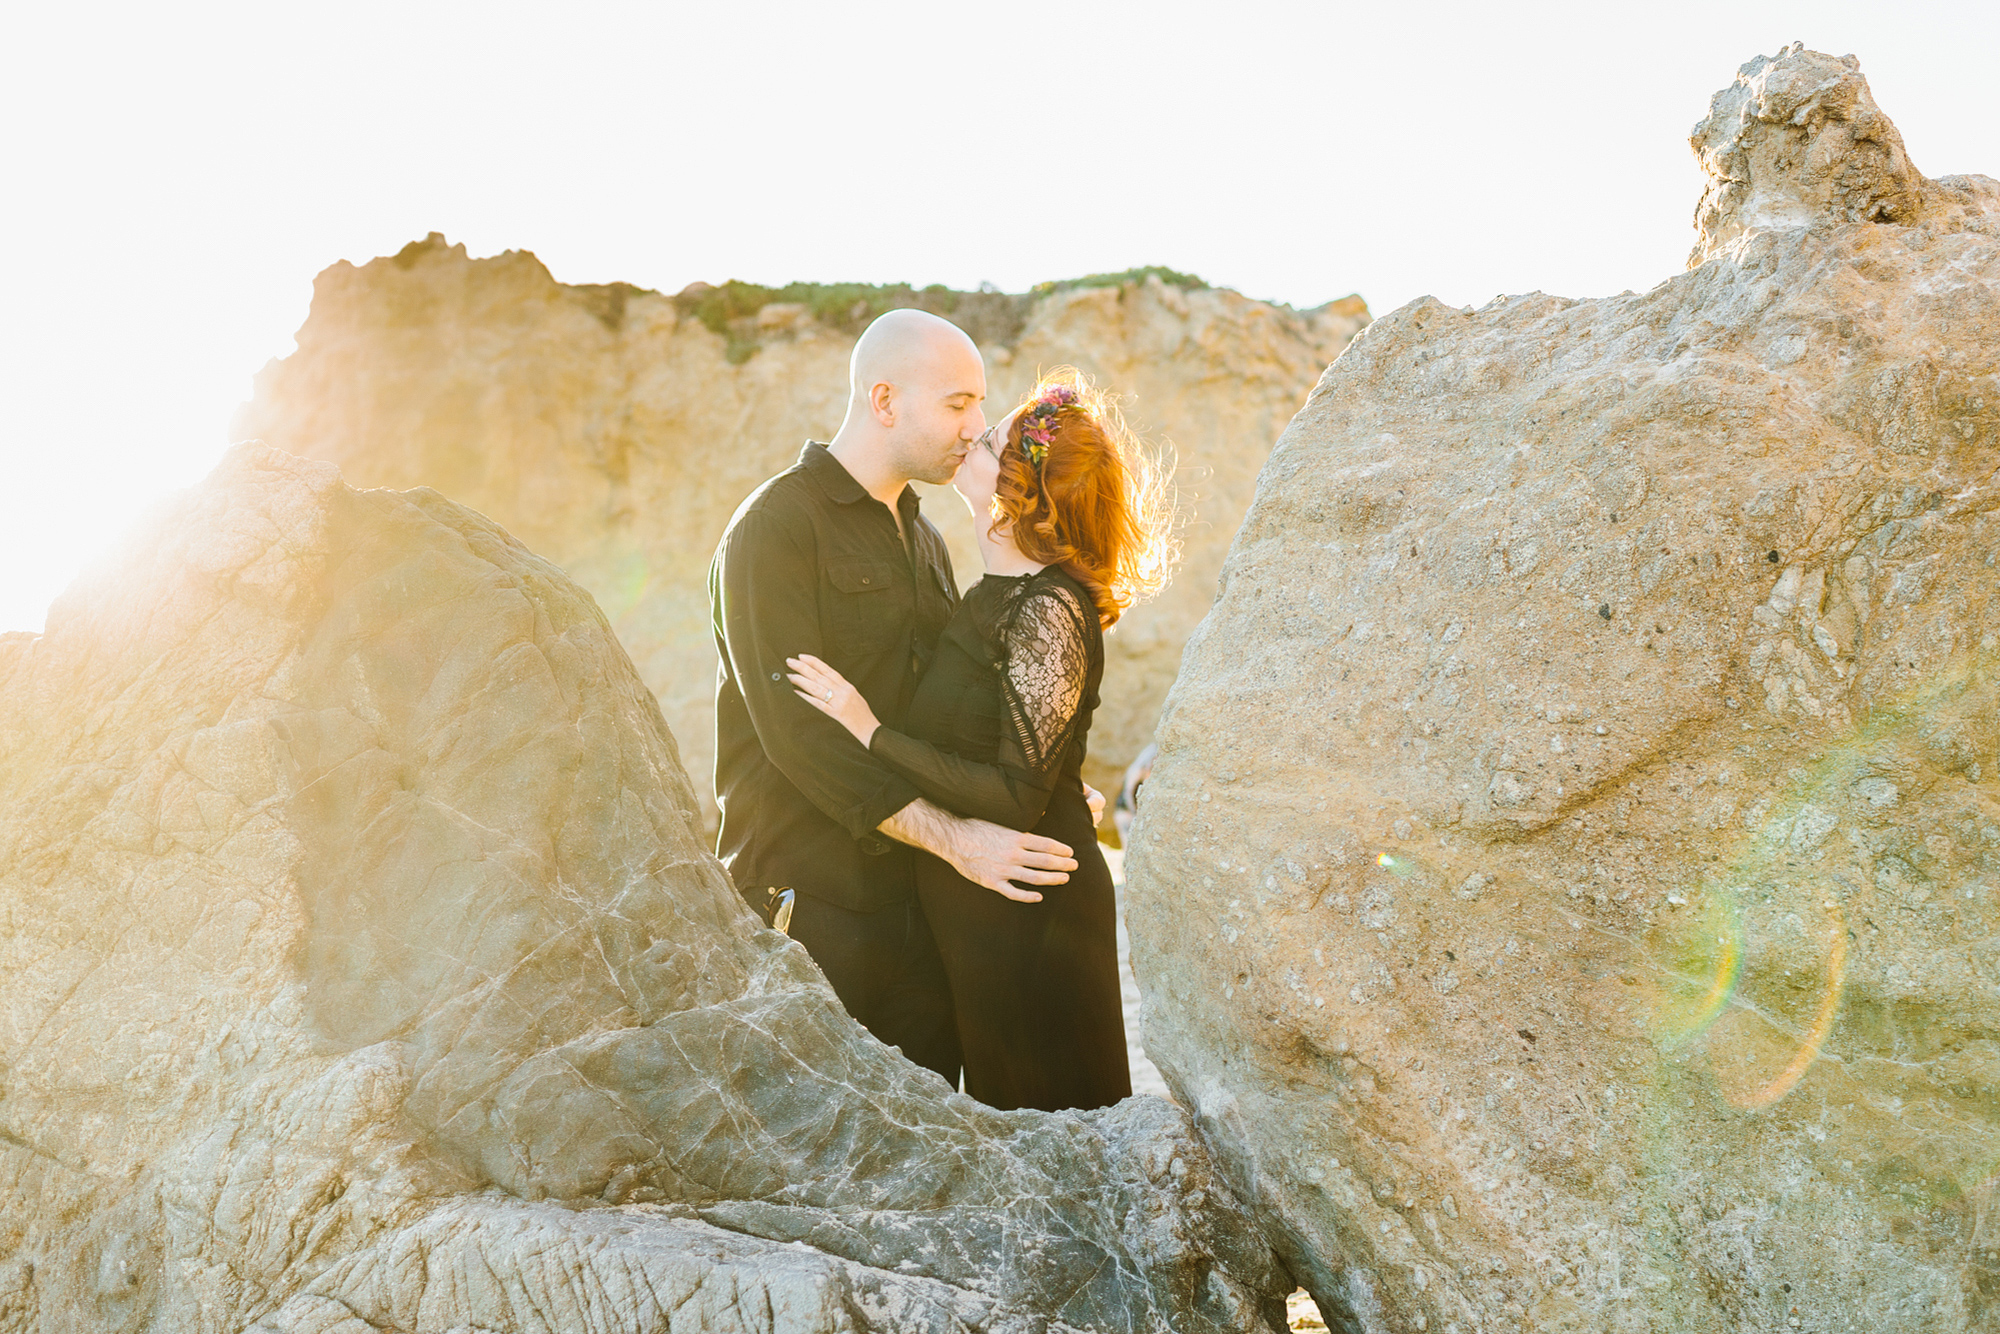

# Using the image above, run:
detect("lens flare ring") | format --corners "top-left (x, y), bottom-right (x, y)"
top-left (1729, 899), bottom-right (1847, 1109)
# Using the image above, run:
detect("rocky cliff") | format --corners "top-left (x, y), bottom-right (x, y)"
top-left (1128, 46), bottom-right (2000, 1333)
top-left (232, 250), bottom-right (1369, 823)
top-left (0, 444), bottom-right (1289, 1333)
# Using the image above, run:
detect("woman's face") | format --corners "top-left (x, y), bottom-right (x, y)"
top-left (953, 406), bottom-right (1017, 521)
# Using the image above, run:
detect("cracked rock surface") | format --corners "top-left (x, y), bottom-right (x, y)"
top-left (1128, 47), bottom-right (2000, 1334)
top-left (0, 444), bottom-right (1287, 1333)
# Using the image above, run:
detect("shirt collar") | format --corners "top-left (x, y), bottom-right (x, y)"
top-left (800, 441), bottom-right (922, 517)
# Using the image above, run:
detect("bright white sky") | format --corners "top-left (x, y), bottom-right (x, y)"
top-left (2, 1), bottom-right (1993, 632)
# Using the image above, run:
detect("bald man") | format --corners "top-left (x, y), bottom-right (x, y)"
top-left (709, 309), bottom-right (1078, 1082)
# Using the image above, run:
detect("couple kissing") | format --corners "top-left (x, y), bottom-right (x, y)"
top-left (709, 308), bottom-right (1177, 1112)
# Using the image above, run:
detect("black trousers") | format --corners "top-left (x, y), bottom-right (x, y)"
top-left (784, 892), bottom-right (962, 1088)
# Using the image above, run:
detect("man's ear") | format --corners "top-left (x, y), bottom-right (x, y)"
top-left (869, 381), bottom-right (897, 427)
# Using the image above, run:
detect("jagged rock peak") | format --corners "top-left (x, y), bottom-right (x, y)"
top-left (1689, 43), bottom-right (2000, 267)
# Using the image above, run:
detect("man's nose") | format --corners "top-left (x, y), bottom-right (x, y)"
top-left (964, 407), bottom-right (987, 441)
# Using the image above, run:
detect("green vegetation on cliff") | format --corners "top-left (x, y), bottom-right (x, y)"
top-left (674, 268), bottom-right (1210, 363)
top-left (1028, 266), bottom-right (1208, 297)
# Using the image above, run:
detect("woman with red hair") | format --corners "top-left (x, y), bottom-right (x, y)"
top-left (787, 367), bottom-right (1178, 1111)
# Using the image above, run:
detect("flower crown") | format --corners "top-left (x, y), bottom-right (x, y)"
top-left (1016, 384), bottom-right (1081, 466)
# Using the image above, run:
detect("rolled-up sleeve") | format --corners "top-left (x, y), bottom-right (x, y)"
top-left (868, 727), bottom-right (1053, 831)
top-left (714, 503), bottom-right (921, 839)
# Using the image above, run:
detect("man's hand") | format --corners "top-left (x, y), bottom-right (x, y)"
top-left (1083, 781), bottom-right (1106, 826)
top-left (880, 799), bottom-right (1075, 902)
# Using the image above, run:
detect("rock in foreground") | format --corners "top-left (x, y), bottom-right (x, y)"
top-left (1130, 46), bottom-right (2000, 1333)
top-left (0, 445), bottom-right (1287, 1333)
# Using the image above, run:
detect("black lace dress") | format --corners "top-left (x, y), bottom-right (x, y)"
top-left (867, 566), bottom-right (1131, 1111)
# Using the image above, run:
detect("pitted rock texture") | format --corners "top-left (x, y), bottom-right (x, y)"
top-left (0, 444), bottom-right (1288, 1333)
top-left (231, 245), bottom-right (1368, 820)
top-left (1128, 47), bottom-right (2000, 1334)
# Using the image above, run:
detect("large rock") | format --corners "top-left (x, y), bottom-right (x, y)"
top-left (0, 444), bottom-right (1289, 1332)
top-left (231, 249), bottom-right (1368, 819)
top-left (1129, 46), bottom-right (2000, 1334)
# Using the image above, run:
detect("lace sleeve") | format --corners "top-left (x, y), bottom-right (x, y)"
top-left (865, 575), bottom-right (1093, 831)
top-left (997, 580), bottom-right (1092, 783)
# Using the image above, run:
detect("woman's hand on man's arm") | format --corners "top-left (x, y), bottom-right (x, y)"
top-left (878, 798), bottom-right (1075, 903)
top-left (785, 654), bottom-right (880, 747)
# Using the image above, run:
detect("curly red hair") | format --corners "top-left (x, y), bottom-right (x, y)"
top-left (992, 368), bottom-right (1180, 627)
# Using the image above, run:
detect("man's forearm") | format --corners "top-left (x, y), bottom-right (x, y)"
top-left (880, 798), bottom-right (1072, 902)
top-left (877, 797), bottom-right (964, 862)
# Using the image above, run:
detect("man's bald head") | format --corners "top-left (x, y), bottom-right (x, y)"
top-left (848, 308), bottom-right (982, 402)
top-left (830, 309), bottom-right (988, 490)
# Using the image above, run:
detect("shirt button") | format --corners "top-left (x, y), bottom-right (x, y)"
top-left (770, 672), bottom-right (781, 681)
top-left (860, 576), bottom-right (872, 585)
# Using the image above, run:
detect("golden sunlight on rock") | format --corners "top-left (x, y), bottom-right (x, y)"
top-left (6, 39), bottom-right (1999, 1334)
top-left (0, 445), bottom-right (1286, 1333)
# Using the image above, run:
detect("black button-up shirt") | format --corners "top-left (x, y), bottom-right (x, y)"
top-left (710, 442), bottom-right (958, 913)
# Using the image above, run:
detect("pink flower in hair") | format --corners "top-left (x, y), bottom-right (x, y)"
top-left (1017, 384), bottom-right (1081, 464)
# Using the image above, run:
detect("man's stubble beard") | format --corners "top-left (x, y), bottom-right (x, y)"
top-left (893, 435), bottom-right (963, 487)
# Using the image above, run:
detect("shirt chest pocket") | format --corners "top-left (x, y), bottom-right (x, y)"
top-left (917, 564), bottom-right (956, 640)
top-left (824, 557), bottom-right (909, 652)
